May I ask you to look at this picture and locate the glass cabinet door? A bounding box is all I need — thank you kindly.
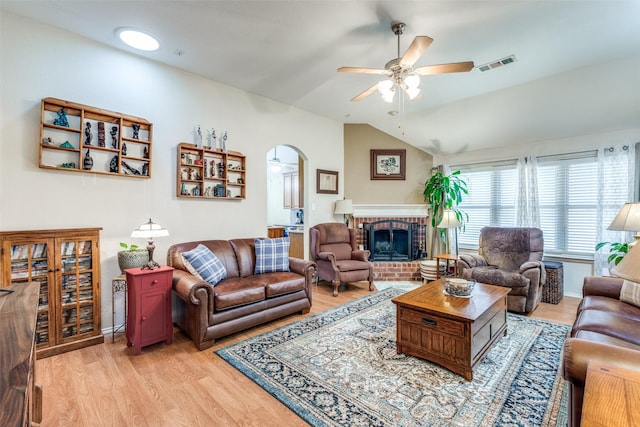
[4,239,54,346]
[57,238,97,342]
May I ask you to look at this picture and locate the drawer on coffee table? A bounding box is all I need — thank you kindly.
[400,308,465,337]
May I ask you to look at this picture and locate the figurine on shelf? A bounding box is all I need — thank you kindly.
[97,122,105,147]
[53,108,69,127]
[210,129,217,150]
[42,137,53,145]
[122,142,127,156]
[83,149,94,170]
[180,182,189,195]
[187,167,195,180]
[192,186,201,196]
[181,169,189,180]
[204,187,212,197]
[221,131,227,152]
[203,159,208,178]
[142,163,149,176]
[132,123,140,140]
[84,122,93,145]
[195,125,202,148]
[59,141,74,149]
[110,126,118,148]
[143,146,149,159]
[109,156,118,173]
[210,160,216,177]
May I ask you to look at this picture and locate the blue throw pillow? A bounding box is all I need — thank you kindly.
[254,237,290,274]
[181,244,227,286]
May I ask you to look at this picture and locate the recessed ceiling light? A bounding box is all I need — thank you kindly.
[116,27,159,51]
[388,110,399,116]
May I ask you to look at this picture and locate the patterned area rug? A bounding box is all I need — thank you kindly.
[216,288,569,427]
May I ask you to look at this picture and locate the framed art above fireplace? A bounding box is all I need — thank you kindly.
[370,149,406,180]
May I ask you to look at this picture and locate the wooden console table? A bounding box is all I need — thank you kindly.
[0,282,43,426]
[581,361,640,426]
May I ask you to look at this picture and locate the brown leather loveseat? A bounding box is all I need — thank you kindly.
[561,276,640,427]
[167,238,316,350]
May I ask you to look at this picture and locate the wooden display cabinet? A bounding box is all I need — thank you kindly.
[177,143,246,200]
[0,228,104,358]
[39,97,153,178]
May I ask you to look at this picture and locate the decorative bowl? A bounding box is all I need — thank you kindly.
[443,278,475,297]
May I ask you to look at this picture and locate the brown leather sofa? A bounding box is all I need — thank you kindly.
[167,238,316,350]
[561,276,640,427]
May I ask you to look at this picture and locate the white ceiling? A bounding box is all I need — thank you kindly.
[3,1,640,156]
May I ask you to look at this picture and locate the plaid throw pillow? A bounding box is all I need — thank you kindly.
[254,237,290,274]
[181,244,227,286]
[620,280,640,308]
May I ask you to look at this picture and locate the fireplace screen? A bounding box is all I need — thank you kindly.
[364,220,418,261]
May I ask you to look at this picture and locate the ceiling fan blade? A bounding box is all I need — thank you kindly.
[415,61,475,75]
[400,36,433,67]
[338,66,388,75]
[351,83,379,102]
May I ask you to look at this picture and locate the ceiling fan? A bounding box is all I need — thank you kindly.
[338,22,474,102]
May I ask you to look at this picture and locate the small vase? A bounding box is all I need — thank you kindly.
[83,149,94,170]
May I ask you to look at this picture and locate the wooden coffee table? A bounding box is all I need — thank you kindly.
[391,280,510,380]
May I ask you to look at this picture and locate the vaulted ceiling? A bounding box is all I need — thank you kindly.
[3,1,640,156]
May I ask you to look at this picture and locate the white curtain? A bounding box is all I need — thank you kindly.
[516,155,540,227]
[594,144,636,276]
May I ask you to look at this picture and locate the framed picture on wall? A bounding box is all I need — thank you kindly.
[316,169,338,194]
[370,149,406,180]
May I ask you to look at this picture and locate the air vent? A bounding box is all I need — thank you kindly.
[477,55,517,72]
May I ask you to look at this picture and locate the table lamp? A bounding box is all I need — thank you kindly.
[334,199,354,227]
[611,241,640,283]
[130,218,169,269]
[608,202,640,246]
[437,209,462,255]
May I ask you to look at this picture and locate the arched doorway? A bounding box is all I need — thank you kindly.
[266,145,308,258]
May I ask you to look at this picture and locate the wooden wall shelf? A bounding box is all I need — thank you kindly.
[39,98,153,179]
[176,143,246,200]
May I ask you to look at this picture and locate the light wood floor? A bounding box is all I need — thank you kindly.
[36,282,581,427]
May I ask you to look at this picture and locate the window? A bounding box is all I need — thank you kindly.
[455,162,518,248]
[537,154,599,256]
[453,146,634,259]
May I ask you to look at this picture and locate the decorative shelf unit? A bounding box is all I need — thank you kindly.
[39,97,153,178]
[177,143,246,200]
[0,228,104,358]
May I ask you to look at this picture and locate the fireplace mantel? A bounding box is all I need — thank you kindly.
[353,204,428,218]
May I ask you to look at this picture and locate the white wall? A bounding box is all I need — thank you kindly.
[0,12,344,329]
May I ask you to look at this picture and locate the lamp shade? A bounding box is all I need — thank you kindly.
[608,203,640,232]
[437,210,462,229]
[130,218,169,238]
[334,199,354,215]
[611,242,640,283]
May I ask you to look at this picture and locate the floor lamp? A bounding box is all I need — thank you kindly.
[437,209,462,255]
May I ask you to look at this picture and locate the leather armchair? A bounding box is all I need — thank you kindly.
[459,227,546,313]
[310,222,373,297]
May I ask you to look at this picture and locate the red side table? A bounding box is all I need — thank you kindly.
[125,265,174,355]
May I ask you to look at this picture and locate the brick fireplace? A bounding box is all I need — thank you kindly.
[352,204,428,282]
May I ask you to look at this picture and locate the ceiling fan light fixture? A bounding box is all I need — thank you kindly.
[405,74,420,88]
[406,86,420,100]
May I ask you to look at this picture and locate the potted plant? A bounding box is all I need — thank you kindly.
[117,242,149,274]
[595,241,629,266]
[423,170,468,256]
